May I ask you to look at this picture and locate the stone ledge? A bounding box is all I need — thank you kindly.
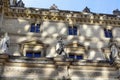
[9,56,53,61]
[0,77,34,80]
[0,59,7,63]
[0,55,120,68]
[0,77,56,80]
[69,65,116,71]
[5,62,56,68]
[0,54,9,59]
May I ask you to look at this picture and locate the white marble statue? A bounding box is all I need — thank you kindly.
[56,38,67,58]
[110,44,118,60]
[0,33,10,53]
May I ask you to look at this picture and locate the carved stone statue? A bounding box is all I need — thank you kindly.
[107,39,120,65]
[83,6,91,13]
[17,0,25,7]
[111,44,118,57]
[50,4,58,10]
[110,44,119,61]
[56,38,67,58]
[0,33,10,53]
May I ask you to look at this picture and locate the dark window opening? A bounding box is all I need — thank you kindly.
[26,51,41,58]
[68,27,73,35]
[30,23,35,32]
[76,55,83,60]
[36,24,40,32]
[30,23,41,33]
[69,54,83,60]
[104,29,113,38]
[34,52,41,58]
[26,52,33,58]
[68,26,77,35]
[73,26,77,35]
[69,54,75,59]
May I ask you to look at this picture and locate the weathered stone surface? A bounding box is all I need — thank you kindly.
[1,0,120,80]
[1,66,58,79]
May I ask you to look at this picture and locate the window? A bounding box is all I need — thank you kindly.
[26,51,41,58]
[36,24,41,33]
[26,52,33,58]
[30,23,40,33]
[104,29,113,38]
[69,54,75,59]
[69,54,83,60]
[76,55,83,60]
[68,26,77,35]
[34,52,41,58]
[30,23,35,32]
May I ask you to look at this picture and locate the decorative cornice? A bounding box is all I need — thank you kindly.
[1,0,120,27]
[3,9,120,26]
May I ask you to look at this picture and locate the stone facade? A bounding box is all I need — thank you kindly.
[0,54,120,80]
[0,0,120,80]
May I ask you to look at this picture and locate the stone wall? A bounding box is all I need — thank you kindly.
[0,18,120,60]
[0,54,120,80]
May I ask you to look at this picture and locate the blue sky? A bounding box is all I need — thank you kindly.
[23,0,120,14]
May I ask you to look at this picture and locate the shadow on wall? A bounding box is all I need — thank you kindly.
[1,62,58,80]
[87,49,105,60]
[70,63,117,80]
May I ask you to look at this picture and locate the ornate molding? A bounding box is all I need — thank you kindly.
[1,0,120,27]
[2,7,120,27]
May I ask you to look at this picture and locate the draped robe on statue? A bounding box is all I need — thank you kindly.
[0,33,10,53]
[108,44,119,65]
[110,44,118,60]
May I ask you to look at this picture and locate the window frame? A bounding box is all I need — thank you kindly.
[104,28,113,38]
[30,23,41,33]
[68,53,83,60]
[68,25,78,35]
[26,51,42,58]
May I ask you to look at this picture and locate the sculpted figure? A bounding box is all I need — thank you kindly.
[0,33,10,53]
[56,38,67,58]
[110,44,118,61]
[50,4,58,10]
[17,0,24,7]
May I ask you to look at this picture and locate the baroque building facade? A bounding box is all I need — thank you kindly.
[0,0,120,80]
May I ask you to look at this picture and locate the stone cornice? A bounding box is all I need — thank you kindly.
[1,0,120,27]
[2,7,120,27]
